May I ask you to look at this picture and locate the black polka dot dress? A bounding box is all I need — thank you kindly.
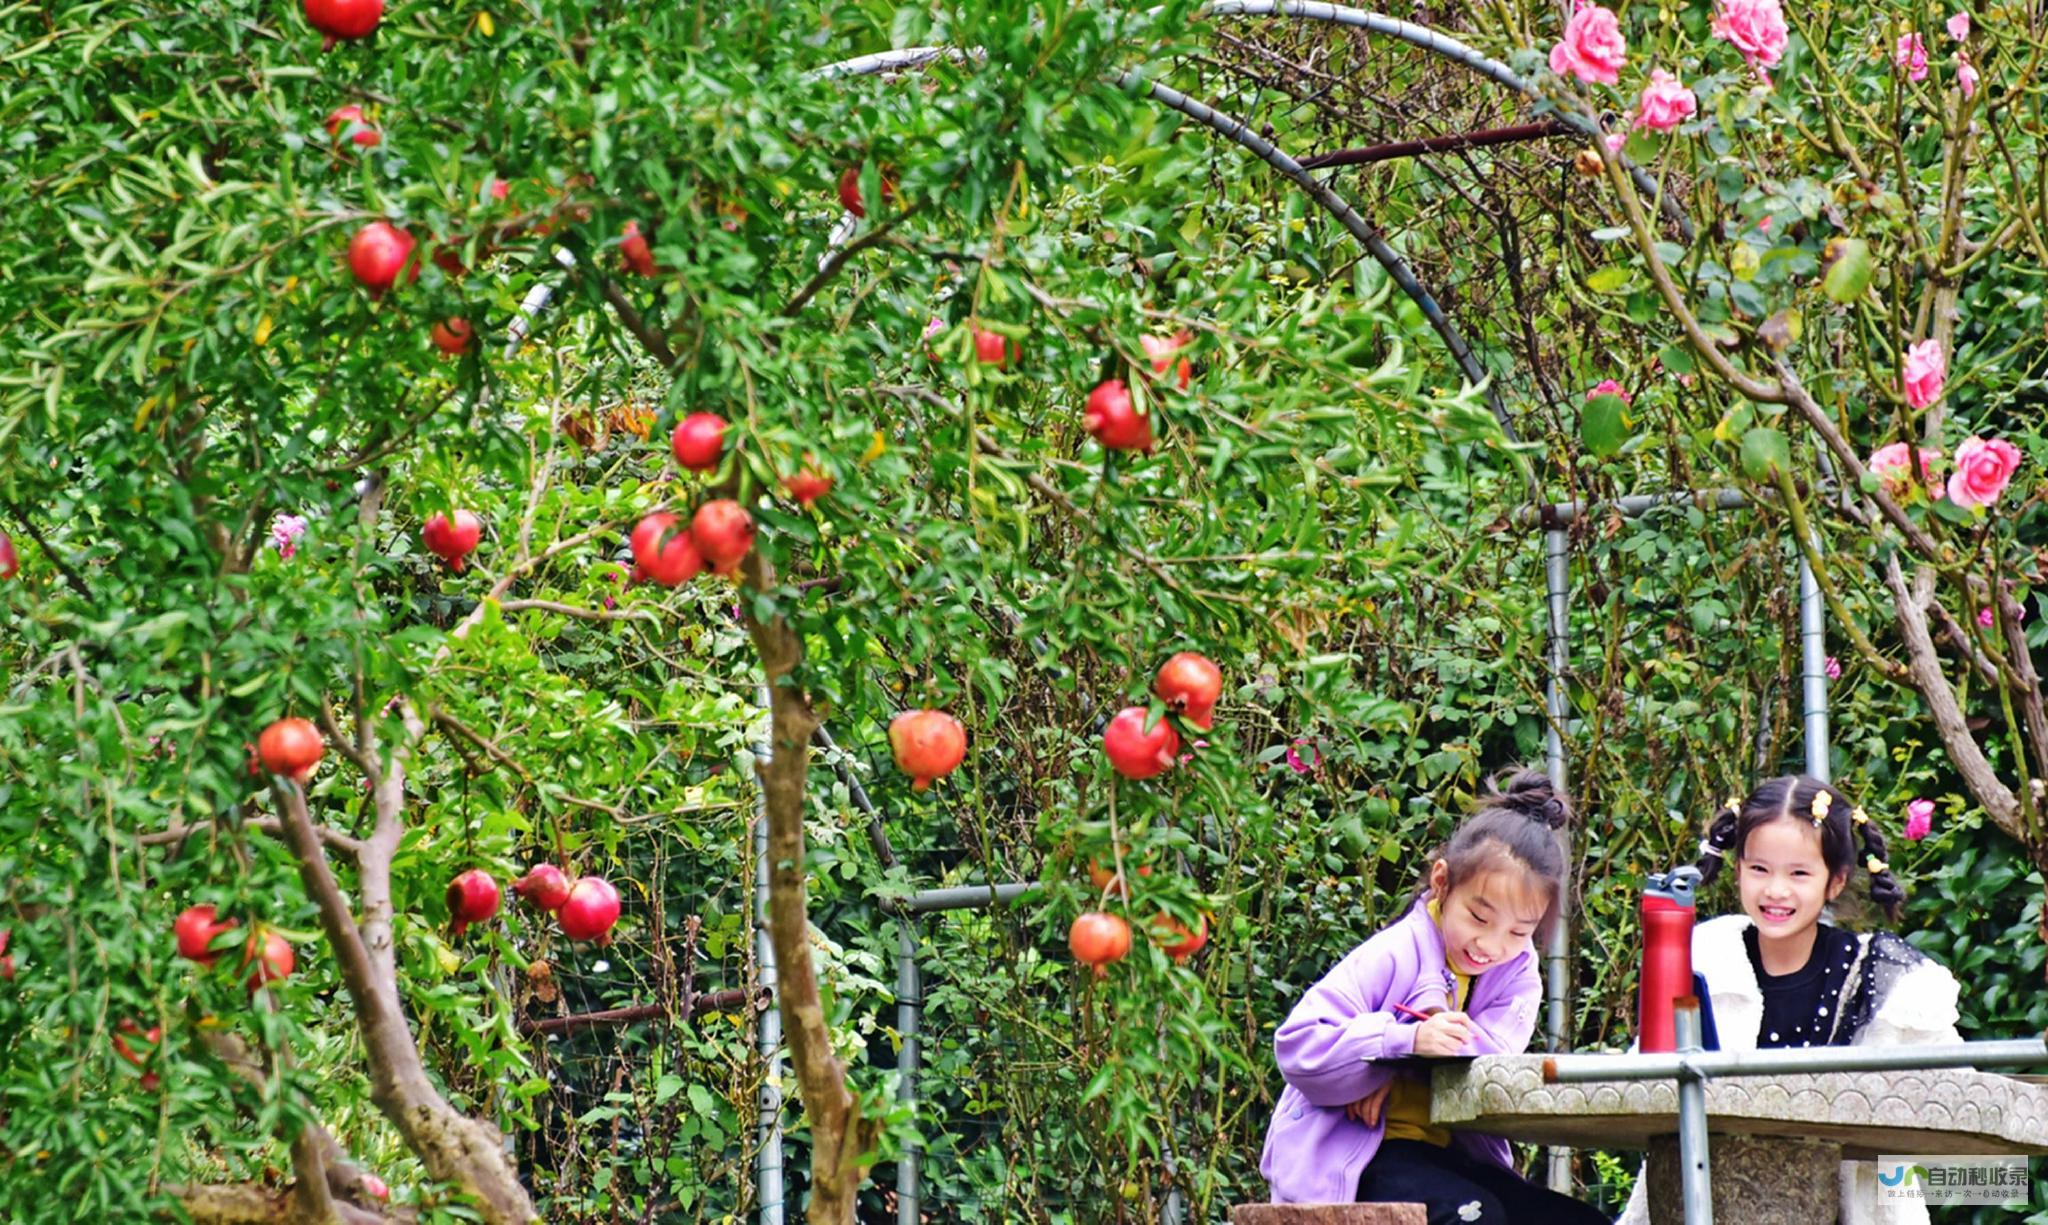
[1745,923,1862,1047]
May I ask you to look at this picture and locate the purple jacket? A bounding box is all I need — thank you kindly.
[1259,898,1543,1202]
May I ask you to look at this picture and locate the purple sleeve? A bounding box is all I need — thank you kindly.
[1273,940,1417,1106]
[1461,957,1542,1056]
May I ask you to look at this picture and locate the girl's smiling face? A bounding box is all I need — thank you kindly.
[1738,817,1848,944]
[1428,861,1544,976]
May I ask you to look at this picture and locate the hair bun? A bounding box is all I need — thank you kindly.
[1490,769,1571,829]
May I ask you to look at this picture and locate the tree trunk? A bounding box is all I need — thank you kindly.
[741,546,880,1222]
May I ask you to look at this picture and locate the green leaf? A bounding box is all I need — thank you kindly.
[1585,265,1632,293]
[1581,393,1629,457]
[1740,426,1791,481]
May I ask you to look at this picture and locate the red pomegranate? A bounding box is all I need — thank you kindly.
[620,221,656,277]
[1153,652,1223,731]
[836,165,896,218]
[421,509,483,572]
[430,318,472,356]
[303,0,383,48]
[973,329,1016,367]
[1087,858,1151,898]
[347,221,416,295]
[0,531,16,579]
[243,930,296,992]
[257,717,325,782]
[1102,706,1179,780]
[512,864,572,911]
[783,466,833,508]
[1083,379,1155,453]
[445,869,501,937]
[670,412,727,471]
[0,927,13,980]
[362,1175,390,1201]
[174,903,237,966]
[1154,913,1210,964]
[1068,912,1132,973]
[488,178,510,202]
[889,709,967,791]
[630,512,704,587]
[114,1019,162,1078]
[324,104,380,147]
[690,500,754,575]
[1141,331,1193,391]
[558,877,621,943]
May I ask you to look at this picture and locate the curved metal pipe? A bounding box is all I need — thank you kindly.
[1201,0,1696,243]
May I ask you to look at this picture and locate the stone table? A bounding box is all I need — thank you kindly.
[1429,1055,2048,1225]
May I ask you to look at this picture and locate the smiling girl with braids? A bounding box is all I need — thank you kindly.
[1617,774,1961,1225]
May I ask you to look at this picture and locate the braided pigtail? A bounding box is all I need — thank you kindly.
[1854,806,1907,922]
[1694,799,1742,887]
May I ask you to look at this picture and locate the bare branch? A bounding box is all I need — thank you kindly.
[139,817,362,859]
[780,204,924,318]
[271,782,381,1001]
[315,706,383,783]
[495,597,659,625]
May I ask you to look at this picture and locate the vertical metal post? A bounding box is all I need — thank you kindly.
[1673,999,1714,1225]
[754,687,786,1225]
[1798,555,1830,783]
[896,919,921,1225]
[1542,524,1573,1192]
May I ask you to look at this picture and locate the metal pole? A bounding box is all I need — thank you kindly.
[1542,524,1572,1193]
[1799,554,1830,783]
[896,919,921,1225]
[1673,1000,1714,1225]
[892,882,1039,913]
[1512,488,1750,528]
[753,687,786,1225]
[1544,1035,2048,1081]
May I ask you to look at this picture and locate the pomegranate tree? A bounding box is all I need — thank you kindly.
[347,220,416,295]
[446,870,501,937]
[421,509,483,571]
[1067,912,1131,973]
[670,412,728,471]
[257,717,324,782]
[690,499,754,575]
[1154,651,1223,730]
[1083,379,1155,453]
[558,877,621,943]
[630,512,704,587]
[173,903,236,965]
[512,864,572,911]
[889,709,967,790]
[1102,706,1178,780]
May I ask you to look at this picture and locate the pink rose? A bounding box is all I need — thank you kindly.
[1605,129,1627,155]
[1549,3,1628,86]
[1958,56,1979,99]
[1635,70,1698,131]
[1947,11,1971,39]
[1713,0,1790,77]
[1286,738,1322,775]
[1946,436,2022,509]
[1824,655,1841,680]
[1903,798,1935,841]
[1587,378,1633,405]
[1895,32,1929,82]
[1902,338,1946,409]
[1867,441,1944,500]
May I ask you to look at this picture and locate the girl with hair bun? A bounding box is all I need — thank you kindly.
[1617,774,1961,1225]
[1260,769,1609,1223]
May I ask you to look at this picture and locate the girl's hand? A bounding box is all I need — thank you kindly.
[1412,1010,1475,1056]
[1345,1081,1395,1127]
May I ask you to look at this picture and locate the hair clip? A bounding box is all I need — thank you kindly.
[1851,806,1869,826]
[1810,790,1833,826]
[1697,839,1725,859]
[1866,855,1889,875]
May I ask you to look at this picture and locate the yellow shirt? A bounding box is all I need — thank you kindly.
[1380,899,1471,1147]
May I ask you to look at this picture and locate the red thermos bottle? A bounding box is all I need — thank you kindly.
[1637,866,1702,1053]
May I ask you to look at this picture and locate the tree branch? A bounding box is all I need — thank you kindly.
[494,597,658,625]
[780,204,924,318]
[1883,555,2024,836]
[139,816,362,859]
